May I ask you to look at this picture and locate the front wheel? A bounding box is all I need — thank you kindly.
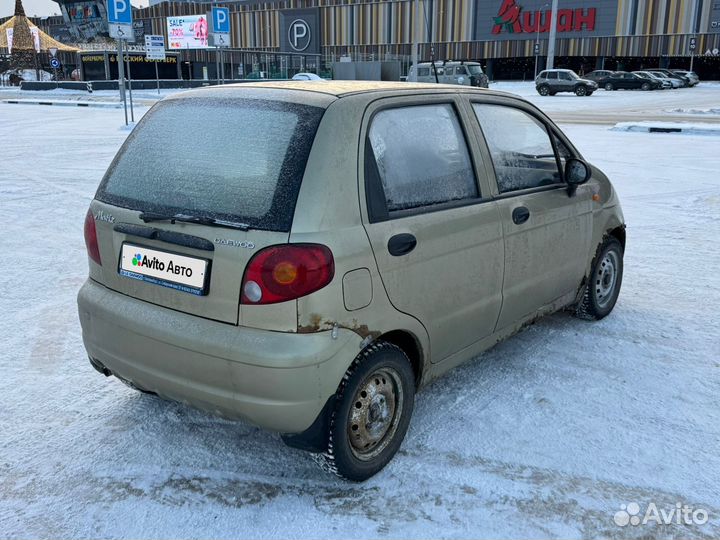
[537,84,550,96]
[575,85,587,96]
[313,341,416,481]
[641,82,651,91]
[604,82,614,91]
[575,237,624,320]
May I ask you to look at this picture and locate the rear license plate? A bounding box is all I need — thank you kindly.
[119,243,209,295]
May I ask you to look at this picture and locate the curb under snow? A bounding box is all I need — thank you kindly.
[611,121,720,136]
[1,99,121,109]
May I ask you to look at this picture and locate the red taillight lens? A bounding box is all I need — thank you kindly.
[241,244,334,305]
[83,209,102,266]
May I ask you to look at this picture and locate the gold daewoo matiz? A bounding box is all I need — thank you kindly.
[78,81,625,481]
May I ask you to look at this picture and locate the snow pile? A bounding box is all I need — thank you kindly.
[0,68,54,82]
[611,121,720,135]
[666,107,720,116]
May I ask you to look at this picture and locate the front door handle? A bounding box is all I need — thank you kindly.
[512,206,530,225]
[387,233,417,256]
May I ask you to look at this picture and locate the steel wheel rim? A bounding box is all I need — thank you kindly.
[594,250,619,308]
[540,86,548,95]
[347,367,404,461]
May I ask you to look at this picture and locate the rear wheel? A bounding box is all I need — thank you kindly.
[537,84,550,96]
[575,85,587,96]
[575,237,624,320]
[604,82,614,91]
[313,341,415,481]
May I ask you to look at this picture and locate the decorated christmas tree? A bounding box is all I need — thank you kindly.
[9,0,36,71]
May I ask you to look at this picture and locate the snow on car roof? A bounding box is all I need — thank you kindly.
[170,80,498,100]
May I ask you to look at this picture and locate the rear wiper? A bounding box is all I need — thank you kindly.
[139,212,250,231]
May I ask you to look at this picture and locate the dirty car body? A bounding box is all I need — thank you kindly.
[78,81,626,481]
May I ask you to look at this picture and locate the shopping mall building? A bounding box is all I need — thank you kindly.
[18,0,720,80]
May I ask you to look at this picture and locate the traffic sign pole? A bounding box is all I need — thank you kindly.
[209,7,230,85]
[118,38,128,126]
[108,0,133,125]
[126,53,135,122]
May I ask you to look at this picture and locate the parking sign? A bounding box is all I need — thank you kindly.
[108,0,132,25]
[209,7,230,34]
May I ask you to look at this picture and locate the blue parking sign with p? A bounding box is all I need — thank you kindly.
[211,7,230,33]
[108,0,132,24]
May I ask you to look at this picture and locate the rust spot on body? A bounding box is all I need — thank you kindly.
[296,313,380,339]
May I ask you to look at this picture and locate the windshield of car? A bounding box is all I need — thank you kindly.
[97,98,325,232]
[467,65,483,75]
[567,71,580,80]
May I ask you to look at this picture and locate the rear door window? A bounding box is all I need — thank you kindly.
[97,98,325,232]
[366,103,479,218]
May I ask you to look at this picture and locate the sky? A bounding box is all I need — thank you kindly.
[2,0,148,18]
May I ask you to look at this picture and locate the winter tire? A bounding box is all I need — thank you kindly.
[575,85,587,96]
[538,85,550,96]
[313,341,415,481]
[576,237,624,320]
[604,82,614,91]
[641,82,651,91]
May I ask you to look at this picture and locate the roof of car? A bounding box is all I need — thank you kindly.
[170,80,500,100]
[415,61,481,66]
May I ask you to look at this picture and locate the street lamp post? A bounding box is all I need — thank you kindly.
[546,0,559,70]
[534,2,550,78]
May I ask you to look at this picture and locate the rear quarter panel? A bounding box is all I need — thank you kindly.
[291,94,431,373]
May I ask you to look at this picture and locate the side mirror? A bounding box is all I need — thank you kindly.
[565,158,591,196]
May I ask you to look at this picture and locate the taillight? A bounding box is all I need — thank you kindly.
[241,244,334,305]
[83,209,102,266]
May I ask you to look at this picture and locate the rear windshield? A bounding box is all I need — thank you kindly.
[97,97,325,232]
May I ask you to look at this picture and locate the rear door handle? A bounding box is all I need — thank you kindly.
[512,206,530,225]
[387,233,417,256]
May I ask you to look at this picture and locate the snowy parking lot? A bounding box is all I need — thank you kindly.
[1,83,719,539]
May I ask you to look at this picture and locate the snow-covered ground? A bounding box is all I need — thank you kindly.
[1,85,719,539]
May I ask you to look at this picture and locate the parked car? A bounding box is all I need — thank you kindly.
[292,72,324,81]
[78,81,626,481]
[584,69,615,83]
[672,69,699,86]
[633,71,672,89]
[648,71,683,88]
[599,71,661,91]
[535,69,598,96]
[407,61,490,88]
[651,68,690,87]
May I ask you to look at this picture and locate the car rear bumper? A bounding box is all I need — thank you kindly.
[77,279,361,433]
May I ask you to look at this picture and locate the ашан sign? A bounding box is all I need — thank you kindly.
[493,0,597,34]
